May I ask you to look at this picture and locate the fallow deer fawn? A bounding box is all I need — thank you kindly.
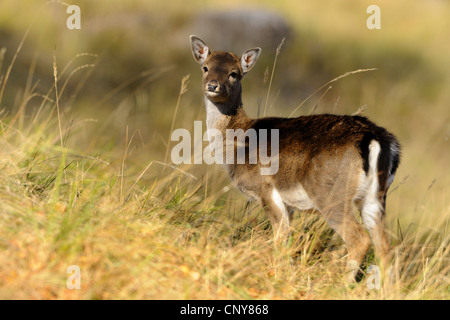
[190,35,401,281]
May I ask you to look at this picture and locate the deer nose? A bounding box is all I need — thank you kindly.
[207,81,219,92]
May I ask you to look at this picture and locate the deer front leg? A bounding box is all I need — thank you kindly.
[261,188,291,244]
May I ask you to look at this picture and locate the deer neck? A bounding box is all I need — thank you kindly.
[204,93,251,133]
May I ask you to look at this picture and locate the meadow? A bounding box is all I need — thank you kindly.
[0,0,448,299]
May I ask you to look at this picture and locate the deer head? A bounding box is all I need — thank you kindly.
[190,35,261,114]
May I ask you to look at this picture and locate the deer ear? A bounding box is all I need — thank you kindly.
[190,35,210,65]
[241,48,261,75]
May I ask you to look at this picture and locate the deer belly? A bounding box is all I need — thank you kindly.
[278,184,315,211]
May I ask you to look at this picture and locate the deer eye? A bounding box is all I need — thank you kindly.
[229,72,237,79]
[202,66,208,73]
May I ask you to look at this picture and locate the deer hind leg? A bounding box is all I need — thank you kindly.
[360,195,390,274]
[318,199,371,282]
[311,154,372,282]
[261,188,291,244]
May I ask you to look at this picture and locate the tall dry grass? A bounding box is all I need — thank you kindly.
[1,53,448,300]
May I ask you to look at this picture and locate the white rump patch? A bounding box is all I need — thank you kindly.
[360,140,383,232]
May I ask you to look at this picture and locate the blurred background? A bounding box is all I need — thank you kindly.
[0,0,448,226]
